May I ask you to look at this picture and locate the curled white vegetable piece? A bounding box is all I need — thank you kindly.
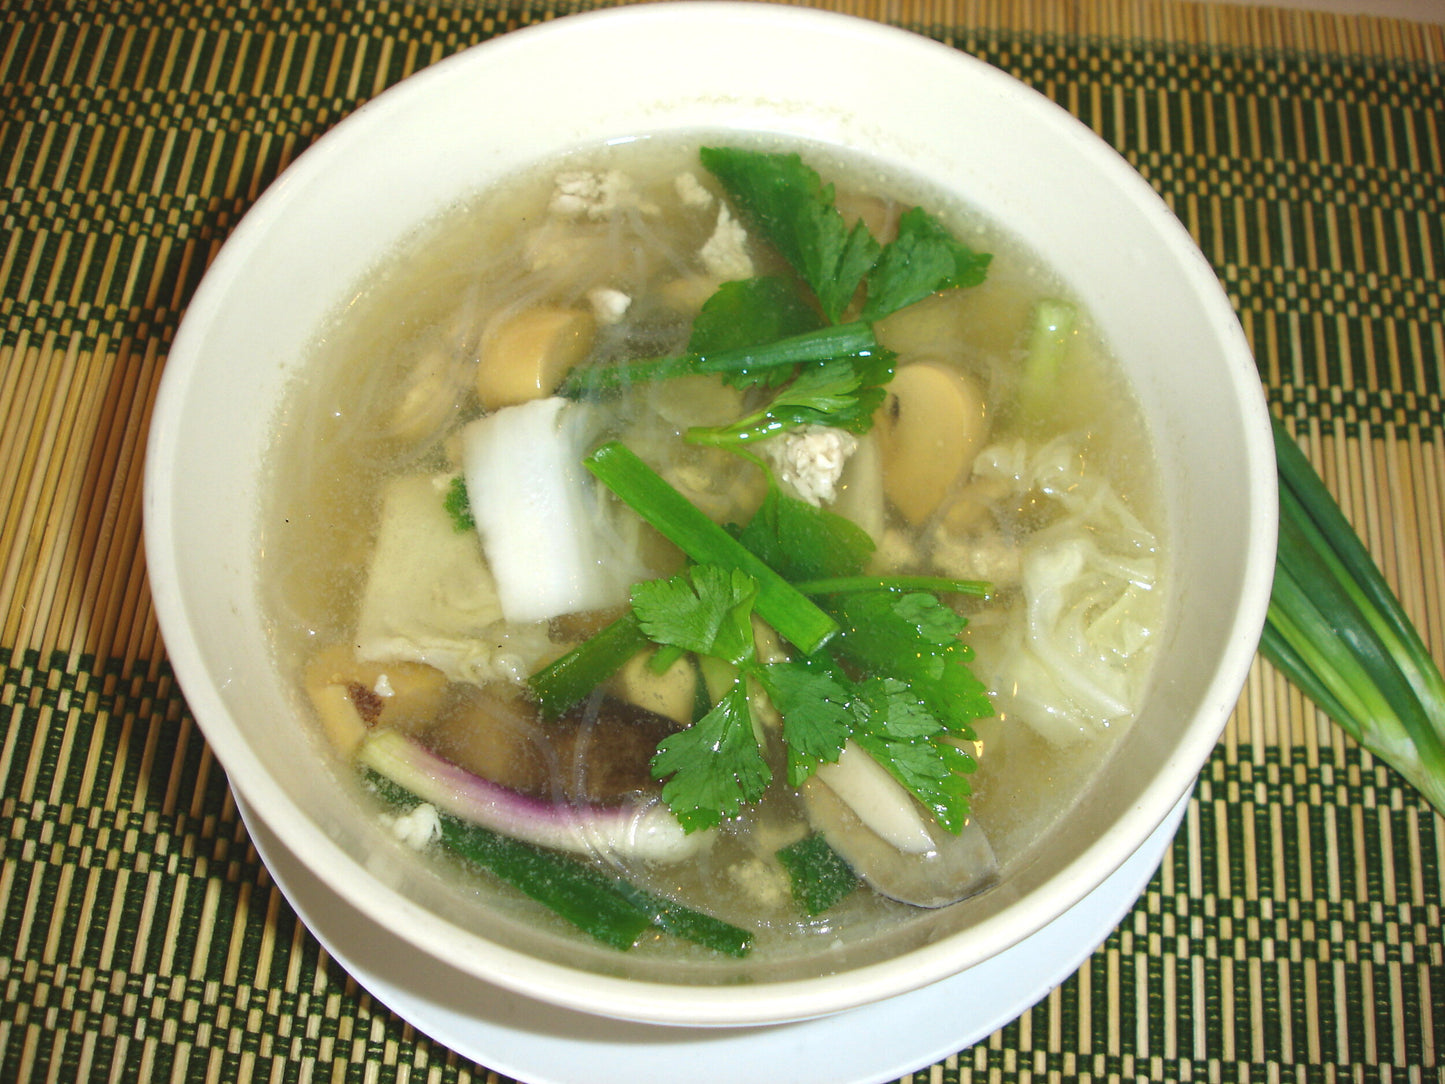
[461,397,645,624]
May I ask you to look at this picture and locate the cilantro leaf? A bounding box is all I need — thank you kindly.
[756,659,855,785]
[688,277,824,389]
[765,356,891,434]
[824,591,993,731]
[686,348,896,448]
[700,146,881,323]
[891,591,970,646]
[861,206,992,322]
[735,486,874,582]
[651,681,771,833]
[630,565,758,667]
[851,675,977,833]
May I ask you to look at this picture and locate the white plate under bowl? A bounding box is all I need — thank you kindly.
[147,0,1274,1029]
[238,789,1190,1084]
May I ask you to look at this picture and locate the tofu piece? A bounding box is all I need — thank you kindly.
[354,474,538,684]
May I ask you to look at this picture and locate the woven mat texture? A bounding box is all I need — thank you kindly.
[2,0,1444,1081]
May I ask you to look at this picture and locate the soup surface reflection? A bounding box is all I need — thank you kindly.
[259,135,1168,958]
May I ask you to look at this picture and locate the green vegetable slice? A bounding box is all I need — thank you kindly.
[363,769,753,956]
[776,834,859,916]
[443,474,475,533]
[584,440,838,655]
[527,611,652,720]
[364,772,652,951]
[608,879,753,958]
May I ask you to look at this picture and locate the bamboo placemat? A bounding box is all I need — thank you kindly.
[2,0,1443,1080]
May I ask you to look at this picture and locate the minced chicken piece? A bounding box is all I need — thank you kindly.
[763,425,859,506]
[699,204,753,281]
[674,171,714,209]
[381,802,441,850]
[728,857,791,910]
[586,287,632,325]
[549,170,654,221]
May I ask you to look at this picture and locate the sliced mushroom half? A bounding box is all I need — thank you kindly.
[802,775,999,909]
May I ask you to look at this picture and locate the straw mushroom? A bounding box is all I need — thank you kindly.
[475,305,596,410]
[874,361,988,524]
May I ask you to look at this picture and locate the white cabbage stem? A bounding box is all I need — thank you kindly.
[461,397,642,624]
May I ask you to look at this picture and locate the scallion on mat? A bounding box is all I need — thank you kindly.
[1260,416,1445,815]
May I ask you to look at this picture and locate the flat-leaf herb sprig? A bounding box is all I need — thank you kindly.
[526,442,991,835]
[560,146,991,449]
[532,146,997,837]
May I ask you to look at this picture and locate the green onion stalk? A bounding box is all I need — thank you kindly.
[1260,416,1445,815]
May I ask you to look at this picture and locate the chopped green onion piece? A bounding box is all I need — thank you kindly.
[1261,417,1445,814]
[776,833,858,916]
[584,441,839,655]
[527,611,651,720]
[794,575,991,598]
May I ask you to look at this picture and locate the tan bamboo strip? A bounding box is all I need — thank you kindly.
[42,335,126,658]
[7,337,105,657]
[0,329,155,666]
[1417,433,1445,660]
[713,0,1445,57]
[0,332,74,648]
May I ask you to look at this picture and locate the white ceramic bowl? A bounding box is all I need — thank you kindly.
[144,2,1276,1029]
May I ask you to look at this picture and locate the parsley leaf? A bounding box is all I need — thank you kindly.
[860,206,992,321]
[630,565,758,667]
[851,675,978,833]
[756,659,855,785]
[734,485,874,583]
[700,146,881,324]
[651,681,771,833]
[686,347,896,448]
[550,449,994,841]
[824,590,993,732]
[688,277,824,389]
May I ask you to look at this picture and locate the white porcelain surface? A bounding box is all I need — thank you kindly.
[145,2,1275,1028]
[238,790,1190,1084]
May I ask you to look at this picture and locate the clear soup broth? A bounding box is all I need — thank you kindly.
[259,134,1167,961]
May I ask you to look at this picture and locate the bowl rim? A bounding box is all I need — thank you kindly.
[143,0,1278,1028]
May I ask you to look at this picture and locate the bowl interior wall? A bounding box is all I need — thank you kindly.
[148,3,1272,1024]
